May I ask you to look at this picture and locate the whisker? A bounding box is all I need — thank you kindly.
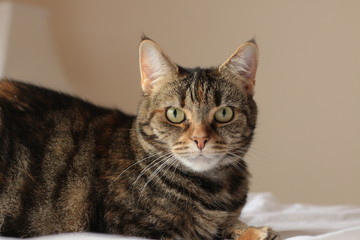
[112,151,166,183]
[225,152,247,165]
[139,155,175,196]
[227,152,269,184]
[226,153,268,185]
[226,143,271,158]
[225,144,272,162]
[131,152,173,190]
[229,161,249,179]
[158,157,179,200]
[246,147,271,158]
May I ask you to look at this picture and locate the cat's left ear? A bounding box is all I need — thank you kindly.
[139,38,178,95]
[219,40,259,96]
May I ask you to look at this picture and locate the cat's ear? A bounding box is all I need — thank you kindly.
[219,40,259,96]
[139,39,178,95]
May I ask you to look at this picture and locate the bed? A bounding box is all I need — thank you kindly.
[1,193,359,240]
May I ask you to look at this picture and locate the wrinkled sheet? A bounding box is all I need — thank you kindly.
[241,193,360,239]
[1,193,359,240]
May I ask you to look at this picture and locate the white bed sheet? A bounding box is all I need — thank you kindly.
[1,193,359,240]
[241,193,360,239]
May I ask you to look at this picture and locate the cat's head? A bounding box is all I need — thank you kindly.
[136,37,258,172]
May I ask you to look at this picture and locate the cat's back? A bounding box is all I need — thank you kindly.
[0,78,134,127]
[0,79,113,117]
[0,79,134,147]
[0,79,134,237]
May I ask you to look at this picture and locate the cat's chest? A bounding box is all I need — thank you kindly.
[135,177,241,237]
[104,157,248,238]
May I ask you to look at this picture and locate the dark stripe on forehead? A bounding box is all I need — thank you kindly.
[190,69,206,104]
[183,68,223,106]
[203,80,211,103]
[195,71,205,103]
[178,87,186,108]
[188,83,195,103]
[214,90,222,106]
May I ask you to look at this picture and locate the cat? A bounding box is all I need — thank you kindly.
[0,37,280,240]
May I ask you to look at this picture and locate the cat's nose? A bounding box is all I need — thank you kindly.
[191,136,209,150]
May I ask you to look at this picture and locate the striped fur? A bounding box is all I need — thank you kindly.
[0,39,280,240]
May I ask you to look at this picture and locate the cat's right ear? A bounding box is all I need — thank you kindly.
[139,39,178,95]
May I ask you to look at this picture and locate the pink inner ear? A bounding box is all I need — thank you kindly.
[141,57,154,81]
[223,43,258,96]
[230,59,251,77]
[140,56,152,93]
[233,46,257,80]
[139,40,178,94]
[140,42,165,93]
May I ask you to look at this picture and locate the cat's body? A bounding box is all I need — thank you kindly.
[0,38,280,240]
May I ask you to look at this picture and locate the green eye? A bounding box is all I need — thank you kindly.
[214,106,234,123]
[166,107,186,124]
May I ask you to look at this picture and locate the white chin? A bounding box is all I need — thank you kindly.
[178,155,220,172]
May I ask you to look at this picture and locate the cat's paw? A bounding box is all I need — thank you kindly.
[231,226,281,240]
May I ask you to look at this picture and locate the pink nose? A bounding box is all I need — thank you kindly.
[191,136,209,150]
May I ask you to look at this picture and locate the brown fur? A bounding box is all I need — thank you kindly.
[0,80,19,100]
[0,38,280,239]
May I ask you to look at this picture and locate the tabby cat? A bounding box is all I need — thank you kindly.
[0,37,280,240]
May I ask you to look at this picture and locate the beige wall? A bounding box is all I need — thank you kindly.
[0,1,71,91]
[0,1,11,74]
[3,0,360,205]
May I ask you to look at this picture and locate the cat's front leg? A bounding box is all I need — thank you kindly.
[230,226,280,240]
[223,220,281,240]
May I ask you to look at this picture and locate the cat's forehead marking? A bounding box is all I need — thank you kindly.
[187,69,211,106]
[214,89,222,106]
[157,68,239,112]
[193,71,204,103]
